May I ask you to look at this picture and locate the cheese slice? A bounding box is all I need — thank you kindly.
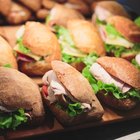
[14,45,41,61]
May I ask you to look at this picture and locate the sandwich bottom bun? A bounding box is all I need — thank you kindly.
[42,61,104,126]
[97,92,138,110]
[19,61,52,76]
[0,67,45,125]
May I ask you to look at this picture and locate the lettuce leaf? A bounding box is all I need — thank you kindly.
[0,109,27,130]
[66,103,83,117]
[96,18,106,25]
[17,38,30,54]
[45,15,51,24]
[3,64,12,68]
[105,43,140,57]
[105,24,121,37]
[82,53,99,67]
[56,102,83,117]
[82,66,140,100]
[62,53,83,64]
[134,17,140,27]
[132,59,140,70]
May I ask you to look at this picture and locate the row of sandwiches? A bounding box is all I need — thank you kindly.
[0,1,140,130]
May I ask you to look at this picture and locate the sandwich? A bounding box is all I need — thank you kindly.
[0,67,45,129]
[0,0,11,16]
[46,4,84,27]
[96,16,140,60]
[48,19,105,71]
[0,36,17,69]
[82,56,140,110]
[92,1,129,24]
[14,21,61,76]
[41,60,104,126]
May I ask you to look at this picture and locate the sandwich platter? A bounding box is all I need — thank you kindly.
[5,99,140,139]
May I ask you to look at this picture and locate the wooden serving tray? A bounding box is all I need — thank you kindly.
[3,102,140,140]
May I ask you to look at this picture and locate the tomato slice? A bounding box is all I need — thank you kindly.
[42,85,48,97]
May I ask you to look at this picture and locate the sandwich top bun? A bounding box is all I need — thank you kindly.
[0,67,45,122]
[23,21,61,57]
[52,60,95,104]
[107,16,140,43]
[97,56,140,89]
[0,36,17,69]
[49,4,84,27]
[67,19,105,56]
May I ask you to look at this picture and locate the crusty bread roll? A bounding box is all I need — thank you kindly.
[48,4,84,27]
[92,1,129,23]
[18,22,61,76]
[0,36,17,69]
[67,19,105,56]
[0,67,45,124]
[19,0,42,11]
[6,2,31,24]
[42,61,104,126]
[96,56,140,110]
[0,0,11,16]
[107,16,140,43]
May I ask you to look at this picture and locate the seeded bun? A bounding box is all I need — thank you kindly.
[42,61,104,126]
[107,16,140,43]
[67,19,105,56]
[0,36,17,69]
[0,67,45,123]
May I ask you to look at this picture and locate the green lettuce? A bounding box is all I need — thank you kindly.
[62,53,83,64]
[0,109,27,130]
[105,24,122,37]
[82,53,99,67]
[82,66,140,100]
[134,17,140,27]
[3,64,12,68]
[45,15,51,24]
[56,102,83,117]
[105,43,140,57]
[132,59,140,70]
[96,18,106,25]
[17,38,30,54]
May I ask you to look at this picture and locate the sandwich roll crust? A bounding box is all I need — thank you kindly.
[48,4,84,27]
[0,36,17,69]
[97,56,140,89]
[23,22,61,57]
[67,19,105,56]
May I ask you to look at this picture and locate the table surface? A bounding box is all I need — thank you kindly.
[2,118,138,140]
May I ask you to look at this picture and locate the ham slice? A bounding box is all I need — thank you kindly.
[90,63,131,93]
[17,53,34,62]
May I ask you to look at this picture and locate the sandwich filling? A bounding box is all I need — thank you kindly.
[82,62,140,100]
[96,18,140,58]
[132,54,140,70]
[42,70,91,117]
[0,107,29,130]
[14,26,45,63]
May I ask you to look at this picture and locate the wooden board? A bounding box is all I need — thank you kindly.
[4,103,140,140]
